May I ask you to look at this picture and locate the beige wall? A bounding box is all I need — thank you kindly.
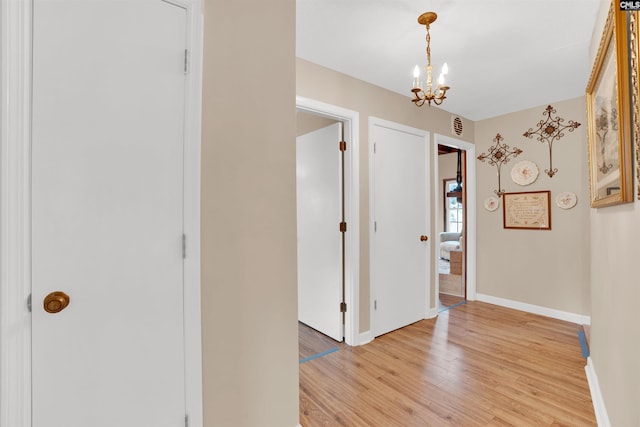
[474,97,591,315]
[588,2,640,425]
[297,111,338,137]
[297,58,475,331]
[201,0,299,426]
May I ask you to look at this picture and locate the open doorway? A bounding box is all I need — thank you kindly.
[295,97,360,356]
[437,144,466,310]
[296,114,344,344]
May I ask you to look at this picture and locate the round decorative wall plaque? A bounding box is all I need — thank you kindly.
[510,160,539,186]
[555,191,577,209]
[484,196,500,212]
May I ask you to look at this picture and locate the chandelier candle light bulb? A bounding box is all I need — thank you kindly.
[410,11,450,107]
[413,65,421,89]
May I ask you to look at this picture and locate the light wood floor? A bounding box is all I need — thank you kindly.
[299,322,344,360]
[439,293,465,310]
[299,301,595,426]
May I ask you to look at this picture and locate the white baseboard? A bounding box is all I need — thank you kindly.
[426,307,439,319]
[585,357,610,427]
[357,330,373,346]
[476,293,591,325]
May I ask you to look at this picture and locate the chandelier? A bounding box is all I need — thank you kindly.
[411,12,450,107]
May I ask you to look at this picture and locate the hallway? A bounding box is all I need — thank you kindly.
[299,301,595,426]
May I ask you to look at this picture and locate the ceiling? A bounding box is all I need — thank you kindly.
[296,0,602,121]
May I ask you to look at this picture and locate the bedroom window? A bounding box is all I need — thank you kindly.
[445,179,463,233]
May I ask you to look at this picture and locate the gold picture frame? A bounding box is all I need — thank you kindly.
[630,11,640,199]
[586,3,634,208]
[503,191,551,230]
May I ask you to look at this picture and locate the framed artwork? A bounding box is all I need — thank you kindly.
[586,3,634,207]
[503,191,551,230]
[629,11,640,199]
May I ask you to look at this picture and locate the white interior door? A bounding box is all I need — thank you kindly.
[372,122,430,337]
[31,2,187,426]
[296,123,343,341]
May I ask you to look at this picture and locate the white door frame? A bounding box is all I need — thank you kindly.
[295,96,360,346]
[0,1,204,426]
[368,117,430,334]
[433,134,477,302]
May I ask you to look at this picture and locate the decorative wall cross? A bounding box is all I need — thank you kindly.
[522,105,581,177]
[477,133,523,197]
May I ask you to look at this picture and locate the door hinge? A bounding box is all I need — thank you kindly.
[373,142,376,154]
[184,49,190,74]
[374,300,377,310]
[182,234,186,259]
[374,221,377,232]
[339,221,347,233]
[27,294,32,312]
[339,140,347,151]
[185,414,189,427]
[340,302,347,313]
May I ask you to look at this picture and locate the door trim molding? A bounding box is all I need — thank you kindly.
[368,117,430,338]
[0,1,32,425]
[178,2,204,426]
[433,135,477,302]
[295,96,360,346]
[0,2,204,426]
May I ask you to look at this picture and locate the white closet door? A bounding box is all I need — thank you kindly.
[296,123,343,341]
[31,1,187,426]
[372,123,430,337]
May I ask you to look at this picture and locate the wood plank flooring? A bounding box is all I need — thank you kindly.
[439,293,465,310]
[299,322,344,360]
[299,301,595,426]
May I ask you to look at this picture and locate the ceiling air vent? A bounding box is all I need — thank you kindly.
[451,116,464,137]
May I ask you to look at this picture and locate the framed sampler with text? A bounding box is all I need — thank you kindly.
[503,191,551,230]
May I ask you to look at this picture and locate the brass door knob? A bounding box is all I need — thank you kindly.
[420,235,428,242]
[43,291,70,314]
